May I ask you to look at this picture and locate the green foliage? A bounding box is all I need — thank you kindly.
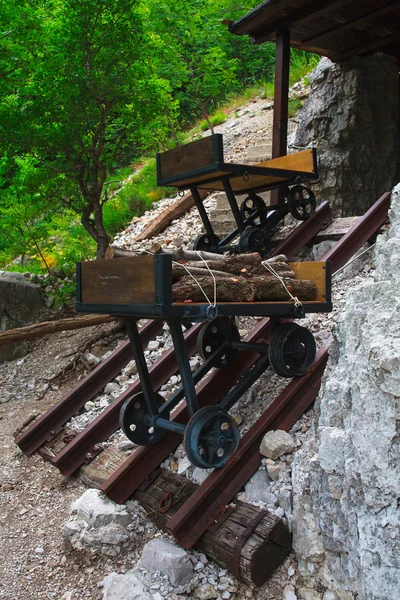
[289,50,319,85]
[200,111,228,131]
[0,0,322,274]
[288,98,304,118]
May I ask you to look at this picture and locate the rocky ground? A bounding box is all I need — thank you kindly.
[0,82,378,600]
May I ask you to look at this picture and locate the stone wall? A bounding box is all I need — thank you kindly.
[0,272,43,361]
[294,55,399,216]
[291,184,400,600]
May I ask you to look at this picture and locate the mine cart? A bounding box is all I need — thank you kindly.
[76,255,331,470]
[156,134,318,256]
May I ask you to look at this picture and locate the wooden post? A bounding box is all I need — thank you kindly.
[133,468,291,587]
[271,29,291,205]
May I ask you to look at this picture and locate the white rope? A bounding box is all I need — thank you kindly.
[194,250,217,307]
[143,248,217,306]
[172,260,214,305]
[261,260,303,307]
[332,243,375,278]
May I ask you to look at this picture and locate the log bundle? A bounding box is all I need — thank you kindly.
[171,252,317,303]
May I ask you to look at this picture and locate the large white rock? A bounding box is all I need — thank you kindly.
[71,488,131,527]
[260,430,295,460]
[141,538,194,586]
[292,185,400,599]
[102,571,152,600]
[63,489,132,556]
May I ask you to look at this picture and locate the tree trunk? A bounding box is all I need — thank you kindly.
[172,275,317,303]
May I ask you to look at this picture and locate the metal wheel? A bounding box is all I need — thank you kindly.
[119,392,167,446]
[269,322,316,377]
[239,194,267,226]
[197,317,239,367]
[193,233,220,252]
[287,185,316,220]
[239,226,271,256]
[184,406,240,468]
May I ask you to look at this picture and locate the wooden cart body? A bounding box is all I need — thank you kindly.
[76,255,332,320]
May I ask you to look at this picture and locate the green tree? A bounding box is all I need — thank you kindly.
[1,0,176,259]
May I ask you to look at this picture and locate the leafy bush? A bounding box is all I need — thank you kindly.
[199,111,228,131]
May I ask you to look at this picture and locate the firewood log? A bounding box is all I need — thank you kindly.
[172,275,317,303]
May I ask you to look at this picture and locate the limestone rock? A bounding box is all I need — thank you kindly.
[141,538,194,586]
[294,55,399,216]
[71,488,131,527]
[102,571,152,600]
[260,430,295,460]
[244,470,273,504]
[292,185,400,599]
[63,489,133,556]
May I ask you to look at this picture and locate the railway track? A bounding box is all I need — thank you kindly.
[15,192,390,566]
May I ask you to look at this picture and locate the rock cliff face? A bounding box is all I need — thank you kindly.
[294,55,399,216]
[291,184,400,600]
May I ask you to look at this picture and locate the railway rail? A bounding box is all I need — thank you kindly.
[15,191,390,580]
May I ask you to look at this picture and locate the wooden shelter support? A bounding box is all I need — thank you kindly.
[272,29,290,205]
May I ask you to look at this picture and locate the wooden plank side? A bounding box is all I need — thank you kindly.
[80,257,156,305]
[288,261,326,301]
[258,148,316,174]
[157,135,222,183]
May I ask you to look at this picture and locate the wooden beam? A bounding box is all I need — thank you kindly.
[250,0,351,45]
[271,29,290,205]
[0,314,121,346]
[332,30,400,61]
[302,2,400,45]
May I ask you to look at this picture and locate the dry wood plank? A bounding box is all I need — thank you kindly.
[157,136,220,183]
[79,446,128,489]
[288,262,326,302]
[134,189,210,242]
[0,314,121,346]
[312,216,361,241]
[80,256,155,305]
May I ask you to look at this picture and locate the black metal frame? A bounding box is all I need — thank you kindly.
[157,135,318,255]
[76,255,331,465]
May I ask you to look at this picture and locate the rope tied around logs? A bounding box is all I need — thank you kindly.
[144,248,217,307]
[171,250,217,308]
[261,260,303,308]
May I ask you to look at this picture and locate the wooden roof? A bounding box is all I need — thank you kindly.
[228,0,400,62]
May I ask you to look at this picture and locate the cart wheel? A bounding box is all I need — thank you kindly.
[287,185,316,220]
[184,406,240,468]
[119,392,167,446]
[197,317,239,367]
[193,233,220,252]
[269,322,316,377]
[239,194,267,226]
[239,226,270,256]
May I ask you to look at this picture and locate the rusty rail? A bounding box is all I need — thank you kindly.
[322,192,390,271]
[168,342,330,548]
[273,200,332,257]
[15,319,162,455]
[53,323,202,476]
[103,319,273,503]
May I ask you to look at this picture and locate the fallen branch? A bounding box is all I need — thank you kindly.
[133,189,210,241]
[0,314,122,346]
